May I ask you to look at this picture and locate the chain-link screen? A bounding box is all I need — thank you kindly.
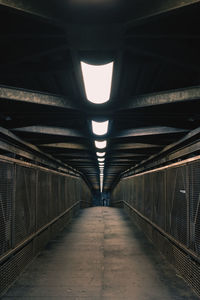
[0,161,13,256]
[15,165,36,246]
[111,159,200,297]
[188,161,200,255]
[0,157,92,297]
[166,165,188,246]
[36,171,50,229]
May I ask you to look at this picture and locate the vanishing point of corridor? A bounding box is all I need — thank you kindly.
[2,207,197,300]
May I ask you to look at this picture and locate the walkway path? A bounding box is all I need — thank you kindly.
[3,207,198,299]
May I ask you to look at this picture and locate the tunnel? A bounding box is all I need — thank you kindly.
[1,0,200,298]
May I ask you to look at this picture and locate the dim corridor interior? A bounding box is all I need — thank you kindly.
[2,207,198,300]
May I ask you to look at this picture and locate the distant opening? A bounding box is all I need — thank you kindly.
[81,62,113,104]
[92,120,109,135]
[95,140,107,149]
[100,174,103,193]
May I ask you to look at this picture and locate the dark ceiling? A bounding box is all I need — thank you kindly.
[0,0,200,191]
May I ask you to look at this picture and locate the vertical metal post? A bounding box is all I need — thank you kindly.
[11,163,16,249]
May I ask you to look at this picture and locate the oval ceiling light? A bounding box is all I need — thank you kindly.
[99,162,104,166]
[98,158,105,162]
[81,62,113,104]
[95,140,107,149]
[96,152,105,157]
[92,120,109,135]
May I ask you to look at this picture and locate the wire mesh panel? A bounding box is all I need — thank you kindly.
[0,161,13,256]
[143,173,153,220]
[166,165,188,246]
[49,174,59,220]
[36,170,50,229]
[152,171,166,230]
[137,175,144,214]
[59,176,65,213]
[14,165,36,246]
[188,161,200,255]
[0,242,34,295]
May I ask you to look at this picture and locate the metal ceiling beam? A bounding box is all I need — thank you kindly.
[112,126,189,138]
[125,0,200,29]
[112,143,163,150]
[39,143,88,150]
[0,0,61,23]
[118,86,200,111]
[0,86,78,110]
[12,126,84,138]
[126,45,200,72]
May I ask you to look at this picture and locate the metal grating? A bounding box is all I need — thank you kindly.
[0,161,13,256]
[152,171,166,230]
[124,204,200,297]
[112,158,200,297]
[36,171,50,229]
[0,242,34,295]
[0,156,92,297]
[143,173,153,221]
[15,165,36,246]
[188,161,200,255]
[166,166,188,246]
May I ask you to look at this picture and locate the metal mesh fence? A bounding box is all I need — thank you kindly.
[189,161,200,255]
[111,158,200,296]
[0,161,13,256]
[0,157,92,297]
[15,165,36,246]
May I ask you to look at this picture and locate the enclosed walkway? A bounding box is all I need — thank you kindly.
[2,207,197,299]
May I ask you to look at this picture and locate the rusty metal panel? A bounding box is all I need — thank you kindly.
[14,165,36,246]
[0,161,13,256]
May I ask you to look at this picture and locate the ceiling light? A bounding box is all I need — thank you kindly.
[81,62,113,104]
[92,120,109,135]
[98,158,105,162]
[95,140,107,149]
[96,152,105,157]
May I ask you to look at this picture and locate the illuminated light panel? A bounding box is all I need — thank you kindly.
[98,158,105,162]
[96,152,105,157]
[95,140,107,149]
[92,120,109,135]
[81,62,113,104]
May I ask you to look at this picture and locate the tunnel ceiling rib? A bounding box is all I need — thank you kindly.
[0,1,200,191]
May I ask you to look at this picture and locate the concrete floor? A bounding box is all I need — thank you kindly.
[2,207,198,299]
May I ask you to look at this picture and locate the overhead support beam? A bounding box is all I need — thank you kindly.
[0,86,78,110]
[0,0,62,24]
[125,0,200,29]
[112,143,163,150]
[112,126,189,138]
[118,86,200,111]
[125,45,200,72]
[39,143,88,150]
[12,126,85,138]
